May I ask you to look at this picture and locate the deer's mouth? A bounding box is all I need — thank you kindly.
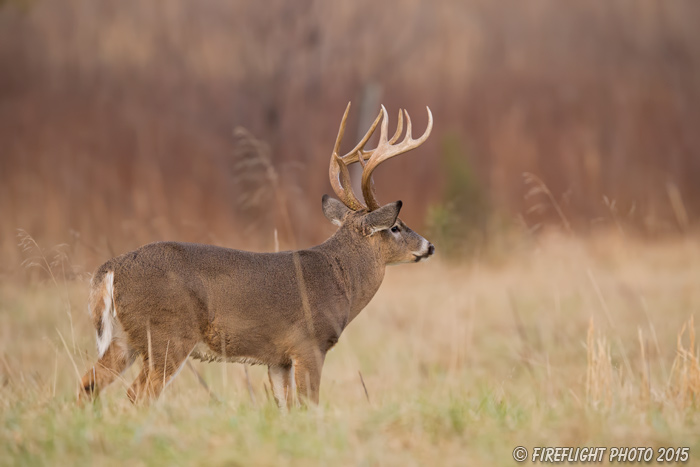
[413,243,435,262]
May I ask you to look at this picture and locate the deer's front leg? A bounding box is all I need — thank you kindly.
[293,349,325,405]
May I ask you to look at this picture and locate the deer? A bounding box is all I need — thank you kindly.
[78,103,435,407]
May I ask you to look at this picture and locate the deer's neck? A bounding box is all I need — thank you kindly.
[315,229,386,322]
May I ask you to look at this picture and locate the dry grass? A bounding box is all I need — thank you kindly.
[2,232,700,465]
[586,319,613,409]
[669,317,700,408]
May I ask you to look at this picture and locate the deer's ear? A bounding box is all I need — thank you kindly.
[322,194,351,226]
[361,201,402,235]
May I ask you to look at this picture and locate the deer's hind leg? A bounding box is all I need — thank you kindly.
[126,338,196,404]
[79,340,135,402]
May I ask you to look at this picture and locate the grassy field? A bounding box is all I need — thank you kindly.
[1,232,700,466]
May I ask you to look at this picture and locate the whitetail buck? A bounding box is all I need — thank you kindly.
[79,103,434,406]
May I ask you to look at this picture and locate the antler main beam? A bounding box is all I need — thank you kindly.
[329,102,432,211]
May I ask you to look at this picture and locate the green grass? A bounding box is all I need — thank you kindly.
[2,233,700,466]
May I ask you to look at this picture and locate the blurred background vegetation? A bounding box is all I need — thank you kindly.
[1,0,699,275]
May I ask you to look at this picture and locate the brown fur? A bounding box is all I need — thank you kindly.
[79,200,433,406]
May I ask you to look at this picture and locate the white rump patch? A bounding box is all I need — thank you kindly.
[96,271,115,358]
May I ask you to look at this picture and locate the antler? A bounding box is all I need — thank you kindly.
[329,102,432,211]
[329,102,377,210]
[361,105,433,210]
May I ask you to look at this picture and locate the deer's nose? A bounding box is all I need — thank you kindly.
[428,244,435,255]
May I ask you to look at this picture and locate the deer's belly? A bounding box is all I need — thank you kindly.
[189,341,268,366]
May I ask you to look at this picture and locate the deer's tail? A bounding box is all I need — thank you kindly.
[89,270,116,358]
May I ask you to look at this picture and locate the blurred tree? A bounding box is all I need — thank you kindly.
[427,133,490,257]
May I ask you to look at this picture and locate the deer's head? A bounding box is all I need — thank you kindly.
[322,103,435,265]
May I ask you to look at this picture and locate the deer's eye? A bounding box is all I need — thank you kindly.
[391,226,400,233]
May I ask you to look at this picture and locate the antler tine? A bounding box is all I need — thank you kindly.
[403,109,413,143]
[354,107,403,173]
[329,102,365,210]
[348,108,402,168]
[332,102,351,157]
[341,109,382,167]
[378,105,390,145]
[389,109,404,144]
[361,106,433,211]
